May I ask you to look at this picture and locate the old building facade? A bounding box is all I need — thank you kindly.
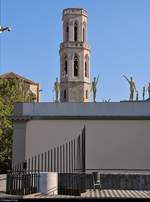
[60,8,90,102]
[0,72,40,102]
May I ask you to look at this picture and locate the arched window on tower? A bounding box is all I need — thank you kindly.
[83,22,86,42]
[74,55,79,77]
[64,55,68,76]
[74,21,78,42]
[66,23,69,42]
[85,61,88,77]
[83,27,85,42]
[86,90,88,99]
[64,89,67,100]
[85,55,89,78]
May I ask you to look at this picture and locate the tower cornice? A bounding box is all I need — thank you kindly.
[62,8,88,19]
[59,42,90,52]
[60,81,90,85]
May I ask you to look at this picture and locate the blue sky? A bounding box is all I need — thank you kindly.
[0,0,150,102]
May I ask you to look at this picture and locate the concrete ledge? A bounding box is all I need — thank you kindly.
[0,175,6,193]
[86,173,150,190]
[39,172,58,195]
[13,102,150,117]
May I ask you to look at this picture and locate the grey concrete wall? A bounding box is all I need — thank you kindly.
[25,120,83,158]
[84,173,150,190]
[12,121,27,166]
[14,102,150,117]
[13,103,23,116]
[58,173,150,191]
[24,119,150,170]
[86,120,150,169]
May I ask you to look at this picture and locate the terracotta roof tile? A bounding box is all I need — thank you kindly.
[0,72,39,85]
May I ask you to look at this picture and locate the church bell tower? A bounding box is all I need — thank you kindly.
[59,8,90,102]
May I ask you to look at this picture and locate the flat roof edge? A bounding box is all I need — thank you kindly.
[11,115,150,121]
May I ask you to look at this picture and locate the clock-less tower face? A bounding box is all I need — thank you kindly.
[59,8,90,102]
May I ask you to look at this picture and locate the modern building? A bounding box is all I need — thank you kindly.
[12,101,150,170]
[12,8,150,171]
[0,72,40,102]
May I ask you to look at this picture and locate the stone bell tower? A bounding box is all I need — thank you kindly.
[59,8,90,102]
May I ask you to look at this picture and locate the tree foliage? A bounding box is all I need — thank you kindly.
[0,78,36,173]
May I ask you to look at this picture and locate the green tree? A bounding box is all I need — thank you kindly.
[0,78,36,173]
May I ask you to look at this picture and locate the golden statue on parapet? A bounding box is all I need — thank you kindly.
[53,77,60,102]
[142,83,150,101]
[123,75,136,101]
[91,75,99,102]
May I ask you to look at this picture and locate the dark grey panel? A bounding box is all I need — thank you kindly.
[12,121,26,166]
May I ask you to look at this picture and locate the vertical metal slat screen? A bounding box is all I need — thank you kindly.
[7,126,86,196]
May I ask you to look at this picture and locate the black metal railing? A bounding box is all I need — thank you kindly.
[6,169,40,195]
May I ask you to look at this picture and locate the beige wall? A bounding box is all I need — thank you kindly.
[26,120,83,158]
[29,84,39,102]
[25,119,150,169]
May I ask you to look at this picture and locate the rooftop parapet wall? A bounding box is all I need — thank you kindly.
[13,102,150,118]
